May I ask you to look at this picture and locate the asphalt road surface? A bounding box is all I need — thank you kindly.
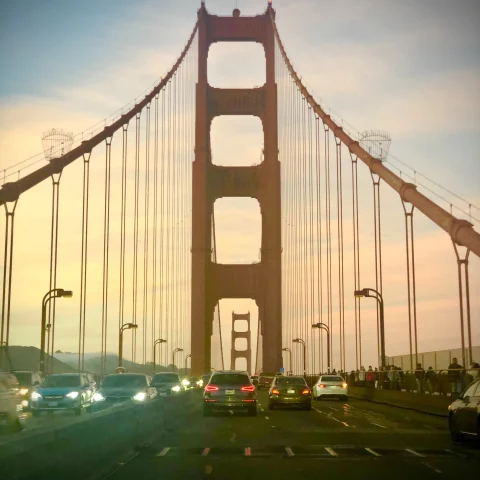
[100,391,480,480]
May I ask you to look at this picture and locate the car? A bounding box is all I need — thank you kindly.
[250,374,258,386]
[258,372,275,390]
[448,378,480,442]
[203,370,257,416]
[11,371,44,411]
[151,372,183,396]
[0,372,22,432]
[31,373,94,416]
[313,375,348,400]
[93,373,156,406]
[268,375,311,410]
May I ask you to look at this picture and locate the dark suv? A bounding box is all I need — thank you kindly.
[258,372,275,390]
[203,370,257,416]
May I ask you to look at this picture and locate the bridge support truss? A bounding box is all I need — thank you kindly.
[191,4,282,376]
[230,311,252,373]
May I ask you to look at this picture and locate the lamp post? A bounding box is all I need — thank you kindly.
[312,323,330,373]
[153,338,167,372]
[282,347,292,374]
[40,288,73,374]
[172,347,183,372]
[184,353,192,371]
[354,288,386,369]
[119,323,138,368]
[292,338,306,378]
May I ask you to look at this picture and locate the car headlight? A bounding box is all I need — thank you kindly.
[172,385,181,392]
[66,392,79,399]
[133,392,147,401]
[21,400,29,407]
[197,380,203,387]
[182,379,190,387]
[31,392,42,400]
[93,393,105,402]
[19,388,29,396]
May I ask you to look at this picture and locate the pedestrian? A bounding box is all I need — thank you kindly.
[448,357,464,396]
[388,366,396,390]
[359,366,366,387]
[425,367,437,395]
[366,366,374,388]
[415,363,425,394]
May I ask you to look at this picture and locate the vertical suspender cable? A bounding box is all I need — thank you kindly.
[143,104,151,366]
[152,95,159,362]
[324,125,332,372]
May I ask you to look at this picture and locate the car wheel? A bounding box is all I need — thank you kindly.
[449,414,462,442]
[32,410,41,417]
[74,398,84,416]
[248,406,257,417]
[304,403,312,411]
[203,405,212,417]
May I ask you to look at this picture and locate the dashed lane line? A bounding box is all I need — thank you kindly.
[265,416,270,420]
[370,422,388,429]
[285,447,295,457]
[244,447,252,457]
[325,447,338,457]
[157,447,170,457]
[365,448,381,457]
[202,448,210,457]
[421,462,442,474]
[405,448,426,458]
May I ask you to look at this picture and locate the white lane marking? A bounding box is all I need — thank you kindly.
[157,447,170,457]
[265,416,269,420]
[328,406,339,411]
[370,422,388,429]
[421,461,442,474]
[313,407,348,427]
[365,448,381,457]
[244,447,251,456]
[405,448,426,458]
[325,447,338,457]
[202,448,210,457]
[205,465,213,476]
[444,449,466,458]
[422,424,435,430]
[285,447,295,457]
[261,408,264,412]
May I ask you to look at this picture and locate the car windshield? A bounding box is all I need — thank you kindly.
[42,375,80,388]
[210,374,250,385]
[13,372,32,385]
[102,375,146,387]
[152,374,179,383]
[275,377,306,385]
[321,376,343,382]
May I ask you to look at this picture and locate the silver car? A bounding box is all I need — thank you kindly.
[203,370,257,416]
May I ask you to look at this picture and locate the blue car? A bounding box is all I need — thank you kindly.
[31,373,94,416]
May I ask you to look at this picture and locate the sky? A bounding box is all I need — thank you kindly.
[0,0,479,373]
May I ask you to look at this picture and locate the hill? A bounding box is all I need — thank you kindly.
[0,346,76,373]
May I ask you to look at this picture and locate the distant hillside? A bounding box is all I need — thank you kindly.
[0,346,76,373]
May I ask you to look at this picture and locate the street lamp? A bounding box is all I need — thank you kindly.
[172,347,183,372]
[184,353,192,371]
[40,288,73,374]
[292,338,306,378]
[282,347,292,374]
[312,323,330,373]
[354,288,386,369]
[153,338,167,372]
[119,323,138,368]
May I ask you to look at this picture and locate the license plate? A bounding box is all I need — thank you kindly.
[159,392,167,397]
[226,389,235,395]
[49,402,58,407]
[287,389,295,394]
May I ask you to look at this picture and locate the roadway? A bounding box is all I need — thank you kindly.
[100,391,480,480]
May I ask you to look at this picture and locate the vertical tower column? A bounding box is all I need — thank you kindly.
[191,4,282,376]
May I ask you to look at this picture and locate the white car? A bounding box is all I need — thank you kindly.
[313,375,348,401]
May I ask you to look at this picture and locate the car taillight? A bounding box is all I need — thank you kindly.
[205,385,219,392]
[271,388,280,395]
[302,388,311,395]
[241,385,255,392]
[319,384,326,388]
[342,383,348,388]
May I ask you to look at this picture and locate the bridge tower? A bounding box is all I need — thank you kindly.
[191,3,282,375]
[230,312,252,373]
